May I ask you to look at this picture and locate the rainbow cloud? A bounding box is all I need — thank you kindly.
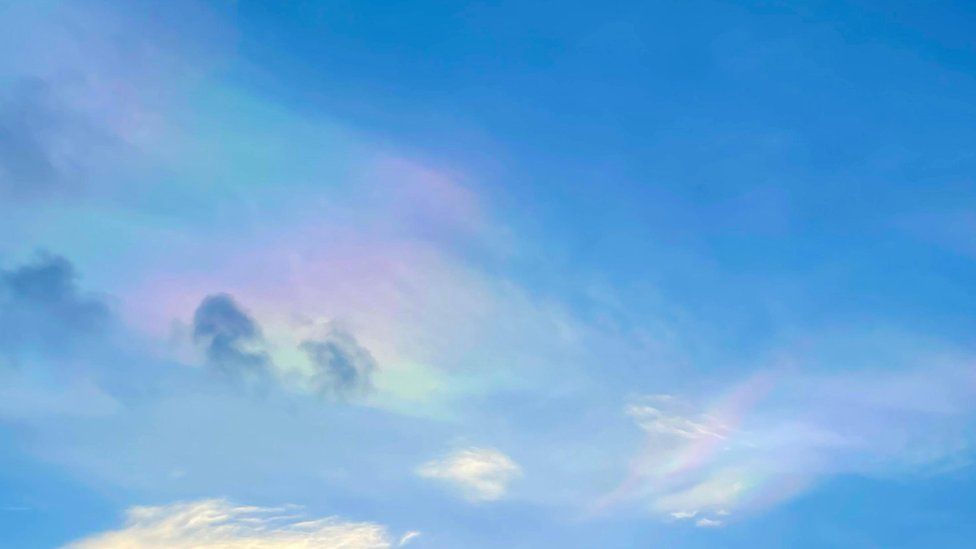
[0,0,582,420]
[601,362,976,526]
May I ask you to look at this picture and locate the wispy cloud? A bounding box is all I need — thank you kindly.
[64,499,409,549]
[626,397,729,440]
[398,531,422,546]
[605,362,976,526]
[417,447,522,502]
[0,1,229,199]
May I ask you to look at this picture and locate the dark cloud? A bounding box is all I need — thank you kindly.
[0,252,110,359]
[191,295,376,400]
[192,293,271,383]
[300,328,376,399]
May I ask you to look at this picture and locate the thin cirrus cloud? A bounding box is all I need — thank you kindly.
[63,498,418,549]
[417,447,522,502]
[0,0,230,199]
[602,360,976,527]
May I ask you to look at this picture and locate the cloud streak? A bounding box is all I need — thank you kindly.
[192,293,272,384]
[64,499,406,549]
[605,362,976,526]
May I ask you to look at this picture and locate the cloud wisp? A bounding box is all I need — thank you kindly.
[417,447,522,502]
[604,363,976,527]
[64,498,410,549]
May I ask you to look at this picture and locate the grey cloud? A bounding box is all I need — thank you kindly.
[300,328,376,399]
[191,295,377,401]
[192,293,271,383]
[0,252,110,359]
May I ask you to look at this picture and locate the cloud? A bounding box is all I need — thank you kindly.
[64,499,405,549]
[668,510,697,520]
[398,531,422,546]
[189,294,384,403]
[0,252,130,421]
[606,363,976,527]
[300,327,377,399]
[417,447,521,501]
[627,399,729,440]
[650,471,746,518]
[192,293,271,382]
[0,252,110,359]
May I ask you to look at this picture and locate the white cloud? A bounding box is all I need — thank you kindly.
[417,447,521,501]
[626,401,728,440]
[64,499,408,549]
[398,531,422,546]
[668,510,697,520]
[695,517,723,528]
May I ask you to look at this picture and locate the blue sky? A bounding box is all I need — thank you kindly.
[1,1,976,547]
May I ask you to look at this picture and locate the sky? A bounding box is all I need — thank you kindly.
[1,0,976,547]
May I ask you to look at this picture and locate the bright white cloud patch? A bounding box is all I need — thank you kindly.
[64,499,408,549]
[417,447,521,501]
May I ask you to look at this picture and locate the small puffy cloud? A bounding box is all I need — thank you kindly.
[695,517,723,528]
[417,447,521,501]
[300,327,377,399]
[64,499,408,549]
[192,293,271,382]
[668,510,697,520]
[0,252,110,358]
